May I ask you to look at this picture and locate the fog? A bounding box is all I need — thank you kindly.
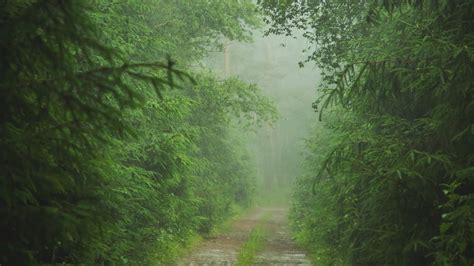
[203,30,321,201]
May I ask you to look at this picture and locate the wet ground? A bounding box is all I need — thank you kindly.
[178,207,312,266]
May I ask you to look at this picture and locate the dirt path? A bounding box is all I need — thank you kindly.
[178,207,312,266]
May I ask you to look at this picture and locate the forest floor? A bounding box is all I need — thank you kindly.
[178,207,312,266]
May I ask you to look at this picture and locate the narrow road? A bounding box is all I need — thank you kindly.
[179,207,312,266]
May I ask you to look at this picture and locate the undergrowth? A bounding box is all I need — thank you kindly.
[236,213,270,265]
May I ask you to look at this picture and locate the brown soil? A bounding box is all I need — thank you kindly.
[178,207,312,266]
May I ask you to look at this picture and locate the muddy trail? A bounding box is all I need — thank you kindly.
[179,207,312,266]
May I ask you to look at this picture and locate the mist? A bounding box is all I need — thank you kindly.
[204,31,321,202]
[2,1,472,265]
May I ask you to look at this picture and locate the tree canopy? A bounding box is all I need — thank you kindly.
[259,0,474,264]
[0,0,276,264]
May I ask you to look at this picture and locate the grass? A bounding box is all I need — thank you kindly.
[207,204,245,238]
[147,232,201,265]
[236,213,271,266]
[156,204,245,265]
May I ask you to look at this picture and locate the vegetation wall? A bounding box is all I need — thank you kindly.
[259,0,474,265]
[0,1,276,264]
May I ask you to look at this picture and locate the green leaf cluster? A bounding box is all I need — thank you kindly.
[260,0,474,265]
[0,0,276,264]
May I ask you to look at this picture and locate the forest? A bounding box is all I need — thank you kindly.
[0,0,472,265]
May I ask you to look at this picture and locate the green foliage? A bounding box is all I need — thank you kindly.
[0,1,182,264]
[261,0,474,265]
[0,0,276,264]
[187,74,277,234]
[92,0,260,64]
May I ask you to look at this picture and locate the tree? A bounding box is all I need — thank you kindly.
[260,0,474,264]
[0,0,275,264]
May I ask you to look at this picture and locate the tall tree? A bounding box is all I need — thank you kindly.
[0,0,275,264]
[260,0,474,265]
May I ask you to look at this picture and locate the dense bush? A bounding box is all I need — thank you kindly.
[0,0,276,264]
[260,0,474,265]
